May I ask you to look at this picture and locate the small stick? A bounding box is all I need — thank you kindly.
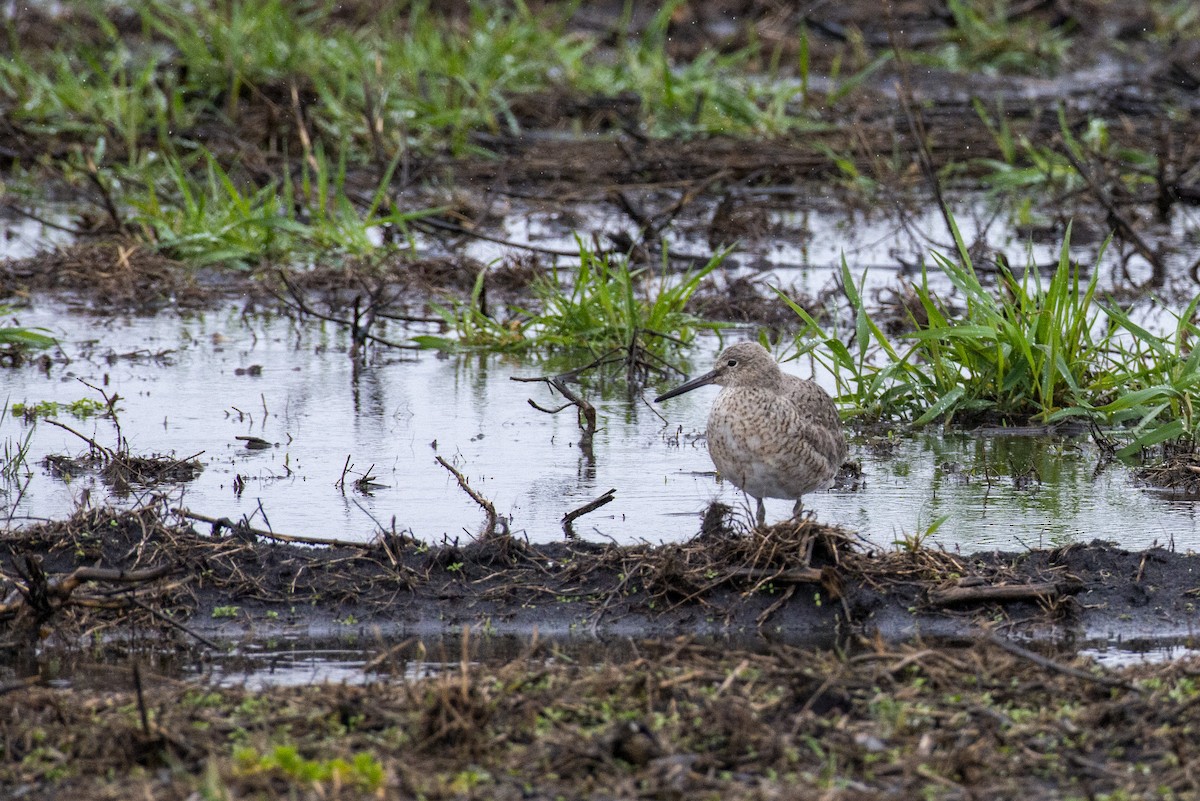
[336,454,353,492]
[562,488,616,538]
[755,583,797,628]
[79,379,124,451]
[133,662,151,736]
[513,376,597,442]
[129,598,222,651]
[435,456,499,537]
[274,272,418,350]
[42,418,114,459]
[928,581,1063,606]
[1060,145,1165,284]
[984,631,1139,692]
[173,508,368,548]
[723,566,827,585]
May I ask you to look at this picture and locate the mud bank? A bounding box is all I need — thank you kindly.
[2,505,1197,651]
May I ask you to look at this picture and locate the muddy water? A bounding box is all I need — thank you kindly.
[1,302,1197,552]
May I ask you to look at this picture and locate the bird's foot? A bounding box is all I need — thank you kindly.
[790,500,817,523]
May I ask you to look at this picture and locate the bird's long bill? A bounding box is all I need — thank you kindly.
[654,369,719,403]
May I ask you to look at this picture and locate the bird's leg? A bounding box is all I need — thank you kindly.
[755,498,766,528]
[791,498,804,519]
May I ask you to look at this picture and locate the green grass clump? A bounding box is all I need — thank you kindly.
[926,0,1072,75]
[530,245,726,354]
[0,0,877,163]
[576,2,831,138]
[972,105,1158,202]
[416,244,727,364]
[121,146,434,269]
[1069,297,1200,457]
[785,217,1200,453]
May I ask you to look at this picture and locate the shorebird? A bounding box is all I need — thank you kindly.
[655,341,846,527]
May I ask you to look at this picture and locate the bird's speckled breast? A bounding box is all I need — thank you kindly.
[706,383,843,501]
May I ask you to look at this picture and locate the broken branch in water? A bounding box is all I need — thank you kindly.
[562,488,616,538]
[435,456,501,538]
[512,375,597,448]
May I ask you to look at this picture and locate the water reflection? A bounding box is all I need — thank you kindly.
[0,304,1197,552]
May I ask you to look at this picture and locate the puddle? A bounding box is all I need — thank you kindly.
[23,632,1197,690]
[187,635,1200,687]
[1,301,1197,552]
[194,633,644,689]
[1083,637,1200,668]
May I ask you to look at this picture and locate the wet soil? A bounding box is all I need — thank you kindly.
[5,505,1200,797]
[2,505,1196,652]
[4,2,1200,314]
[8,636,1200,800]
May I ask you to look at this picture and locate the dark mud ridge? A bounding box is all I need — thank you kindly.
[2,505,1196,648]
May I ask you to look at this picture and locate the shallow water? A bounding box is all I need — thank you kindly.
[1,302,1198,553]
[4,188,1200,550]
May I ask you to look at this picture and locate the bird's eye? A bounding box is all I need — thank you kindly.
[727,359,738,367]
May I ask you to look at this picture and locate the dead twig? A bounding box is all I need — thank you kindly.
[274,271,418,352]
[562,488,616,539]
[0,562,173,618]
[42,418,115,459]
[173,507,369,548]
[1059,143,1166,286]
[129,598,222,650]
[83,154,125,233]
[928,581,1066,606]
[984,631,1139,692]
[435,456,500,538]
[517,376,597,447]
